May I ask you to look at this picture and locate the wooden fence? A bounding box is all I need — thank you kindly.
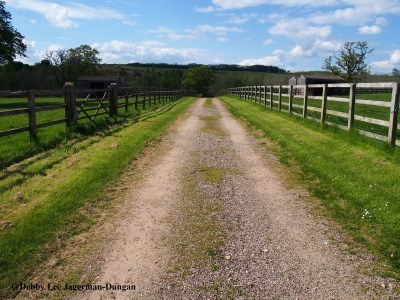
[223,82,400,146]
[0,83,194,140]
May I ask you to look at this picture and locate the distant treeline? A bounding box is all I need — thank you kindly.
[122,63,287,74]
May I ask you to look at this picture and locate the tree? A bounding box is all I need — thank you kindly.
[0,1,27,65]
[323,41,373,82]
[182,65,215,96]
[393,68,400,76]
[45,44,101,86]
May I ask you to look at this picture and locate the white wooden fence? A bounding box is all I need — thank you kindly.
[223,82,400,146]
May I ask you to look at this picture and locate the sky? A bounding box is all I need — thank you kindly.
[4,0,400,73]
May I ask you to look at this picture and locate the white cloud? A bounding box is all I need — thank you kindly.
[195,6,219,13]
[203,0,338,10]
[375,17,389,26]
[239,49,285,66]
[290,45,314,57]
[263,39,274,46]
[311,0,400,26]
[92,40,206,64]
[5,0,128,28]
[269,19,332,49]
[150,27,197,41]
[358,25,382,35]
[371,49,400,71]
[217,37,229,43]
[239,55,282,66]
[190,24,244,36]
[16,41,63,63]
[286,38,341,58]
[218,13,258,24]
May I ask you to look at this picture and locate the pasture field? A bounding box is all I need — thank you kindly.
[0,97,194,298]
[0,95,165,168]
[221,95,400,274]
[256,92,399,139]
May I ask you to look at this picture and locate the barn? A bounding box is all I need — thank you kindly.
[291,74,346,96]
[76,76,126,90]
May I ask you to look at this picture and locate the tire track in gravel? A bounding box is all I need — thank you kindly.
[76,99,204,300]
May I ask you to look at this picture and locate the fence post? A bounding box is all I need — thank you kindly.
[135,88,139,110]
[27,90,37,141]
[148,87,151,106]
[348,83,356,130]
[388,82,400,145]
[278,86,282,111]
[143,88,146,110]
[321,84,328,124]
[289,85,293,114]
[108,83,118,116]
[270,85,273,109]
[258,86,262,105]
[303,84,308,118]
[248,86,251,101]
[125,87,129,114]
[64,82,77,128]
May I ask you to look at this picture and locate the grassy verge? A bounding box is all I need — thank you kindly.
[0,97,194,299]
[221,95,400,275]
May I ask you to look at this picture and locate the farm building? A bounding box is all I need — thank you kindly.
[290,74,346,96]
[288,75,300,86]
[76,76,126,90]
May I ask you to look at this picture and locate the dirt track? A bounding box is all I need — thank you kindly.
[77,98,397,299]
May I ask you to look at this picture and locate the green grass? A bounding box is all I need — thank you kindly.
[0,97,194,298]
[0,95,172,168]
[221,95,400,275]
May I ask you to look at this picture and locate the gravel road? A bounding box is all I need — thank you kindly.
[77,98,398,300]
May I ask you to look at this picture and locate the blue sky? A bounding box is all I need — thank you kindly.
[4,0,400,73]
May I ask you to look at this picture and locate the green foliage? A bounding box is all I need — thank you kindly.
[44,44,101,86]
[323,41,373,82]
[0,1,26,65]
[182,65,215,96]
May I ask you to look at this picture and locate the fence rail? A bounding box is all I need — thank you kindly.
[0,83,194,141]
[223,82,400,146]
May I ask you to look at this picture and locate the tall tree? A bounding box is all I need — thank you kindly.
[44,45,101,86]
[323,41,373,82]
[182,65,215,96]
[0,1,27,65]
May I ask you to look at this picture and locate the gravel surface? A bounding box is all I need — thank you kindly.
[78,98,398,299]
[157,98,398,299]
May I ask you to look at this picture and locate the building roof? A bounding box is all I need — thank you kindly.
[300,74,345,81]
[77,76,122,81]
